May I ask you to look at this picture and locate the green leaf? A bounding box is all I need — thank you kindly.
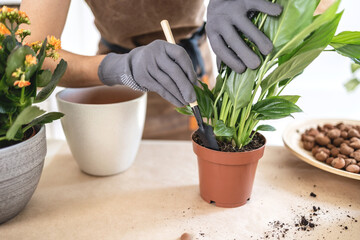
[6,106,45,140]
[3,35,17,53]
[261,49,323,92]
[255,114,294,121]
[36,69,52,87]
[256,124,276,132]
[37,38,47,70]
[214,120,235,137]
[25,112,64,131]
[271,0,341,57]
[277,95,301,104]
[0,101,16,114]
[213,74,224,97]
[252,97,302,119]
[198,80,214,101]
[278,12,342,66]
[264,0,317,52]
[35,59,67,103]
[5,46,36,84]
[330,43,360,59]
[194,85,213,119]
[351,63,360,73]
[226,69,256,111]
[344,78,360,92]
[175,105,193,116]
[265,12,342,92]
[331,31,360,45]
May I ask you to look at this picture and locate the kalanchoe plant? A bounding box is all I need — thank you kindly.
[0,6,67,148]
[177,0,360,149]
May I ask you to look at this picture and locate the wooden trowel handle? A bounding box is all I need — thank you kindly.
[160,20,198,108]
[160,20,176,44]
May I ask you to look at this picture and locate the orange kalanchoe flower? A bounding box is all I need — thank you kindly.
[14,80,31,88]
[0,6,15,13]
[25,54,37,66]
[15,29,24,35]
[0,23,10,35]
[18,10,29,19]
[47,35,61,50]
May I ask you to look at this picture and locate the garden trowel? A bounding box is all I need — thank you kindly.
[161,20,219,151]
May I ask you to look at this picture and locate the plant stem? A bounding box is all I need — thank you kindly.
[236,55,270,145]
[9,113,13,125]
[0,136,7,141]
[20,87,25,106]
[222,99,232,123]
[219,93,229,120]
[213,73,228,121]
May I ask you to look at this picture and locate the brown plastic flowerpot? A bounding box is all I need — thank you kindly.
[192,133,266,208]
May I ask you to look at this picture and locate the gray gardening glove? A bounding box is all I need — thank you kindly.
[206,0,282,73]
[98,40,198,107]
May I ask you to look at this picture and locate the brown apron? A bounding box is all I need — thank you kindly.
[85,0,214,140]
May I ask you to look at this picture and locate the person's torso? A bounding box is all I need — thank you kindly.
[85,0,205,49]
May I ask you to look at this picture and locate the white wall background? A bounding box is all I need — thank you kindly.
[38,0,360,145]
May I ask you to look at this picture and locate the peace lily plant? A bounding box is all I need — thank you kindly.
[0,6,67,148]
[178,0,360,149]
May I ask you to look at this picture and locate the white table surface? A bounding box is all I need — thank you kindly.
[0,140,359,240]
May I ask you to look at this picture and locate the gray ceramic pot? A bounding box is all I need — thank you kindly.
[0,125,46,224]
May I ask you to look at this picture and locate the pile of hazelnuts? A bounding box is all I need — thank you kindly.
[301,123,360,174]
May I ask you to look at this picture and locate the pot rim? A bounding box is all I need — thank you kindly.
[0,125,45,153]
[191,131,267,154]
[56,86,147,107]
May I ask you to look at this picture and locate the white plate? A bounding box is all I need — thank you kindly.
[282,118,360,181]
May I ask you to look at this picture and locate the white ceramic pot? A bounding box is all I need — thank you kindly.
[56,86,147,176]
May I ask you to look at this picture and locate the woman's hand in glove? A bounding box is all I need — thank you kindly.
[98,40,198,107]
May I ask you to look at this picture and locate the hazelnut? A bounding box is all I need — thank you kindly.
[340,143,354,156]
[352,151,360,161]
[303,135,315,142]
[327,143,335,149]
[315,151,328,162]
[324,124,334,129]
[333,138,344,147]
[336,123,345,130]
[181,233,193,240]
[345,159,353,168]
[326,157,334,165]
[303,141,315,151]
[307,128,319,137]
[341,131,348,139]
[327,129,341,139]
[345,164,360,173]
[348,129,360,138]
[331,158,346,169]
[350,141,360,150]
[337,154,347,159]
[330,148,340,157]
[312,146,320,156]
[344,125,352,131]
[315,134,331,146]
[301,134,306,141]
[318,147,330,155]
[350,137,359,142]
[338,124,346,131]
